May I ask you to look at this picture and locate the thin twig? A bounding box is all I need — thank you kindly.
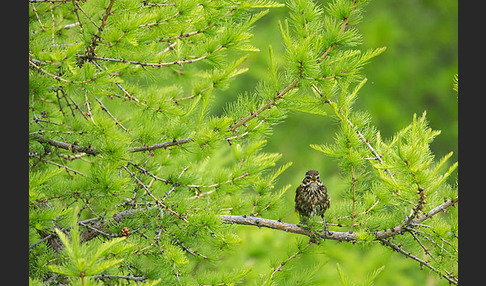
[188,173,249,191]
[83,0,116,58]
[30,3,45,31]
[29,59,96,84]
[229,78,299,131]
[83,45,224,68]
[70,0,84,32]
[175,239,209,259]
[95,97,128,132]
[349,163,357,233]
[317,0,358,63]
[45,159,85,176]
[262,243,310,285]
[84,89,95,124]
[129,138,193,152]
[122,165,188,223]
[310,83,399,190]
[71,0,99,30]
[78,221,118,238]
[378,238,457,285]
[93,274,148,282]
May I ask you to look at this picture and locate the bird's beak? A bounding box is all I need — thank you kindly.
[311,177,317,182]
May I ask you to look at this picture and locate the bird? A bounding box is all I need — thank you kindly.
[295,169,330,232]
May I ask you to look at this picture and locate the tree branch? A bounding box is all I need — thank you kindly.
[129,138,194,152]
[218,197,457,242]
[229,78,299,131]
[31,135,99,155]
[220,215,357,242]
[220,197,458,282]
[92,274,148,282]
[95,97,128,132]
[377,238,457,285]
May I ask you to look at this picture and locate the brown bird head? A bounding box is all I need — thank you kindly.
[304,169,320,182]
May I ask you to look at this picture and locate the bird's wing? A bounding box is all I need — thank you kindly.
[295,184,303,203]
[323,185,330,209]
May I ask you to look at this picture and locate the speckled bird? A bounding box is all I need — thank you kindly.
[295,170,330,232]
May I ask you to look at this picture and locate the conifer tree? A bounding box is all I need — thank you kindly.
[29,0,457,285]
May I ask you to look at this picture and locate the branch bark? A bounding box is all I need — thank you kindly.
[219,197,458,242]
[31,135,99,155]
[129,138,194,152]
[220,215,357,242]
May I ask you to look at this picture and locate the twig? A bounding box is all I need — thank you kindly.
[415,197,458,224]
[30,2,45,31]
[129,138,194,152]
[349,158,357,233]
[317,0,357,63]
[70,0,84,32]
[84,89,95,124]
[158,30,206,43]
[378,238,457,285]
[408,230,433,258]
[160,167,188,203]
[49,2,56,44]
[84,45,224,68]
[92,274,148,282]
[262,243,310,285]
[138,10,181,28]
[83,0,116,58]
[175,239,208,259]
[188,173,249,192]
[122,166,189,223]
[45,159,85,176]
[95,97,128,132]
[310,83,399,190]
[29,59,96,84]
[405,186,426,225]
[229,78,299,131]
[128,161,169,184]
[78,221,118,238]
[71,0,99,30]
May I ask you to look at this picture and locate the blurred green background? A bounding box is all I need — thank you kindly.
[210,0,458,284]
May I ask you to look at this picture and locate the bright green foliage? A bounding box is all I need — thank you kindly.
[336,263,385,286]
[29,0,457,285]
[48,207,135,286]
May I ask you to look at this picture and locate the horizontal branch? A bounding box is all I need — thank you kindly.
[220,197,458,283]
[80,46,223,68]
[31,136,99,155]
[220,197,457,242]
[92,274,148,282]
[220,215,357,242]
[129,138,194,152]
[31,136,193,157]
[81,54,208,67]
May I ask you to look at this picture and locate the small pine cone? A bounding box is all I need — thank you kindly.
[121,227,130,237]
